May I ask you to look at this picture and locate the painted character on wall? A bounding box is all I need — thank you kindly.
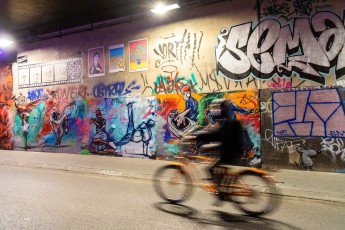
[49,101,75,147]
[132,119,156,158]
[295,145,320,170]
[89,108,117,154]
[175,85,198,126]
[168,86,199,138]
[12,93,52,150]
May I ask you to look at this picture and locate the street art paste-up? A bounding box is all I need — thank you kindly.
[129,38,148,72]
[83,97,157,158]
[215,10,345,86]
[109,44,125,73]
[88,47,105,77]
[272,88,345,137]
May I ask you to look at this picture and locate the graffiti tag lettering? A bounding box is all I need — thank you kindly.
[216,11,345,85]
[92,80,141,98]
[154,29,203,72]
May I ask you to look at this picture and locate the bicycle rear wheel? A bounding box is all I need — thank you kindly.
[153,165,193,204]
[228,171,280,216]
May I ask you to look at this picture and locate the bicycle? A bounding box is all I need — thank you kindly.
[153,138,280,217]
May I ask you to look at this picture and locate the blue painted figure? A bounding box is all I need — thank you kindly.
[89,108,117,154]
[175,85,198,127]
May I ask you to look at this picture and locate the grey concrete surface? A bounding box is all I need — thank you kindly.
[0,150,344,203]
[0,165,345,230]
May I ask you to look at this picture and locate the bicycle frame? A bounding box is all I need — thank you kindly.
[168,155,217,188]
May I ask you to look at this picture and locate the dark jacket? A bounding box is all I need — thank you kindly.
[196,120,244,165]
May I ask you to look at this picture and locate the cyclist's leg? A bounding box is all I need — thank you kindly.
[208,159,220,181]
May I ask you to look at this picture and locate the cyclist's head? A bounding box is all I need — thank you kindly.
[208,99,228,124]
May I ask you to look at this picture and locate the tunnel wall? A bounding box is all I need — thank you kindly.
[1,0,345,172]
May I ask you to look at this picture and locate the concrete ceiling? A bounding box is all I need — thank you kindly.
[0,0,226,43]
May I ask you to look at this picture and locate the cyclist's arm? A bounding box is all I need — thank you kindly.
[196,130,222,142]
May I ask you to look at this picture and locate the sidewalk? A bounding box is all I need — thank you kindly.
[0,150,344,203]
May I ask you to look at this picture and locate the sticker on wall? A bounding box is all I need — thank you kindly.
[109,44,125,73]
[88,46,105,77]
[129,38,148,72]
[17,55,28,65]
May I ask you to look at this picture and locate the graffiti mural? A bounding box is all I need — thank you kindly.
[272,88,345,137]
[12,90,82,151]
[215,10,345,85]
[261,87,345,172]
[155,90,261,166]
[0,65,13,150]
[82,96,158,158]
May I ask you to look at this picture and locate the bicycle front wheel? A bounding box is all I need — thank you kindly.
[153,165,193,204]
[229,171,280,216]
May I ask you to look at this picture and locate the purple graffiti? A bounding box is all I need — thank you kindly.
[27,88,44,101]
[92,80,141,98]
[273,88,345,137]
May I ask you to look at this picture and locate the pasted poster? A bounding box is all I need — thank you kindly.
[129,38,148,72]
[54,62,67,81]
[29,66,41,84]
[17,57,82,88]
[42,64,54,83]
[109,44,125,73]
[18,68,30,86]
[88,47,105,77]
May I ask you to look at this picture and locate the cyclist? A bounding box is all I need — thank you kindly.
[194,99,245,188]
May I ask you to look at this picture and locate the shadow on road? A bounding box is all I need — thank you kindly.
[153,202,301,229]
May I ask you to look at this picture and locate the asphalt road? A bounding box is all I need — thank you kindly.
[0,165,344,230]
